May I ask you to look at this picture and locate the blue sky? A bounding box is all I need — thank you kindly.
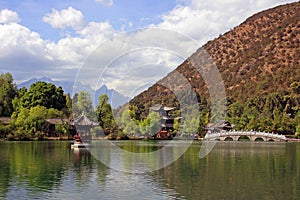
[0,0,296,96]
[0,0,176,41]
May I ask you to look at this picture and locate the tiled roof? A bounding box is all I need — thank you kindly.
[0,117,11,124]
[73,114,98,126]
[205,120,233,130]
[45,118,70,125]
[150,104,175,111]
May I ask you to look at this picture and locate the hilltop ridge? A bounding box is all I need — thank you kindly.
[130,1,300,109]
[127,2,300,134]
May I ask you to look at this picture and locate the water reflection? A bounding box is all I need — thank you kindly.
[0,142,69,199]
[0,141,299,199]
[90,140,192,173]
[153,142,300,200]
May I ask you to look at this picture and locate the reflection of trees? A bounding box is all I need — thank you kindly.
[0,142,69,197]
[73,149,95,185]
[64,145,110,190]
[0,154,10,198]
[152,142,300,199]
[6,142,68,192]
[0,142,110,198]
[2,141,299,199]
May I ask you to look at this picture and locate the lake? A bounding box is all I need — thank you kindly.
[0,141,299,199]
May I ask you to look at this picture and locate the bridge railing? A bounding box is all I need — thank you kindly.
[205,131,287,140]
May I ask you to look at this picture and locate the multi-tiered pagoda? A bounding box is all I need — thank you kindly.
[150,105,179,139]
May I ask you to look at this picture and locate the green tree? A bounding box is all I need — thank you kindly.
[198,108,209,133]
[20,82,66,111]
[183,117,199,134]
[121,107,139,135]
[181,104,202,134]
[73,91,95,119]
[262,93,283,118]
[12,86,27,113]
[139,111,160,136]
[96,94,117,136]
[291,81,300,94]
[173,117,181,132]
[63,94,72,117]
[0,122,12,139]
[227,101,244,129]
[12,106,63,139]
[0,72,17,116]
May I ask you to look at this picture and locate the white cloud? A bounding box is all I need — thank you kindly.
[120,19,133,31]
[46,37,90,64]
[157,0,296,45]
[77,21,116,41]
[0,9,20,24]
[1,1,296,96]
[74,28,199,95]
[95,0,114,6]
[0,22,82,83]
[0,23,47,59]
[41,8,117,65]
[43,7,84,29]
[45,21,117,66]
[0,22,62,81]
[0,8,118,84]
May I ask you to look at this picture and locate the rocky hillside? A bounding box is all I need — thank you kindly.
[130,1,300,115]
[204,1,299,99]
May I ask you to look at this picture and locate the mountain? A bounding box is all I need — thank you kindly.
[95,85,130,108]
[18,77,130,108]
[18,77,74,95]
[129,2,300,115]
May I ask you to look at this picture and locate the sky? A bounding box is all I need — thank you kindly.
[0,0,296,97]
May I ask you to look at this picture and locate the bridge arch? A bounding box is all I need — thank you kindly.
[238,135,250,141]
[224,137,233,141]
[254,137,264,142]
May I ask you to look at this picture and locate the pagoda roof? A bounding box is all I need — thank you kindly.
[73,113,99,126]
[150,104,175,111]
[205,120,233,130]
[45,118,70,125]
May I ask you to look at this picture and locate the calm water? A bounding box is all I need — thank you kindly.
[0,141,299,200]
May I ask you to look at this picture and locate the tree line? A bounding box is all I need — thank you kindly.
[0,72,116,140]
[126,81,300,138]
[226,89,300,136]
[0,72,165,140]
[0,72,299,140]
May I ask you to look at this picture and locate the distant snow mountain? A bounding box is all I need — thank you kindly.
[17,77,130,108]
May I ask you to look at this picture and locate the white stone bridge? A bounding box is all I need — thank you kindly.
[204,131,287,142]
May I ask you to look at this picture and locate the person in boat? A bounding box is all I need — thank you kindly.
[74,133,82,143]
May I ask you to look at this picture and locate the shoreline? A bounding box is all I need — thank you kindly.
[2,137,300,142]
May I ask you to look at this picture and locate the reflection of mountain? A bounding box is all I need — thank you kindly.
[152,142,299,199]
[18,77,130,108]
[1,141,299,199]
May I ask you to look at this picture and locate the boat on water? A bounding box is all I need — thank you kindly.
[70,134,93,149]
[127,135,146,140]
[71,142,93,149]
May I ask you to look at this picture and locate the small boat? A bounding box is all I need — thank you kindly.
[71,142,92,149]
[71,134,93,149]
[127,135,145,140]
